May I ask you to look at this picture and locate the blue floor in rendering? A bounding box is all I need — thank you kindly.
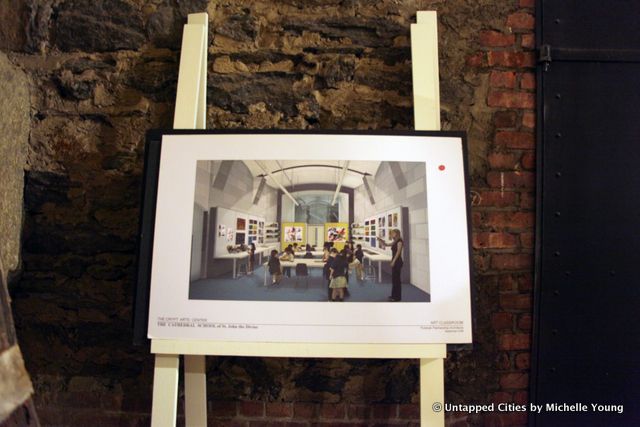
[189,265,430,302]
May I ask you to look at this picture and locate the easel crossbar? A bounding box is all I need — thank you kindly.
[151,340,446,359]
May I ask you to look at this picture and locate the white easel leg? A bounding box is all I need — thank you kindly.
[185,355,207,426]
[412,10,445,427]
[420,357,445,427]
[153,10,209,427]
[411,11,441,131]
[151,354,180,427]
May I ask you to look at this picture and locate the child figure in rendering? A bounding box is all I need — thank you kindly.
[268,249,282,285]
[329,248,348,301]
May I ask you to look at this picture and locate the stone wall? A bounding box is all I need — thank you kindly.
[0,52,38,425]
[1,0,535,425]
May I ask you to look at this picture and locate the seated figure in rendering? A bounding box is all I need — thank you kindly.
[303,244,314,258]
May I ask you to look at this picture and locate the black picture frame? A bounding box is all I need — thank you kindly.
[133,129,474,346]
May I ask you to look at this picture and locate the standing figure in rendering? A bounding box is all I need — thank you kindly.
[352,244,364,281]
[248,242,256,275]
[329,248,348,302]
[280,247,294,277]
[268,249,282,285]
[378,229,404,301]
[322,246,333,300]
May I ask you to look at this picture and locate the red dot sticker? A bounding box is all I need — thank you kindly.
[438,165,446,171]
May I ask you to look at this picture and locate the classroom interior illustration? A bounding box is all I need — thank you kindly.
[189,160,431,302]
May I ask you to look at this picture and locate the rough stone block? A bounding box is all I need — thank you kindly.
[0,0,29,51]
[0,52,29,274]
[53,0,146,52]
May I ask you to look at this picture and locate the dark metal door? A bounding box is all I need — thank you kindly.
[532,1,640,426]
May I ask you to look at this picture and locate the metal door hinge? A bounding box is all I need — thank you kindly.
[539,44,552,71]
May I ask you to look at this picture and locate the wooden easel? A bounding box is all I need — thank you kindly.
[151,11,446,427]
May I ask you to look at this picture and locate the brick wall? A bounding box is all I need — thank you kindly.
[0,0,535,426]
[468,0,536,426]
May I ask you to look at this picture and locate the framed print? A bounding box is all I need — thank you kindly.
[326,225,347,242]
[283,226,303,242]
[134,130,473,345]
